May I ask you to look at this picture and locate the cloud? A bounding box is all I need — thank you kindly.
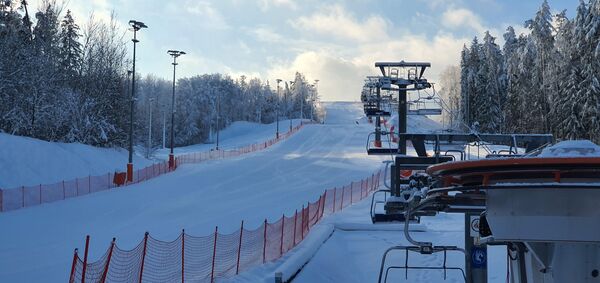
[248,26,284,43]
[442,8,486,34]
[267,51,370,101]
[183,1,230,30]
[291,4,389,43]
[258,0,298,11]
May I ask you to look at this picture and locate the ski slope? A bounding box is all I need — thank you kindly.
[1,102,437,283]
[0,133,153,189]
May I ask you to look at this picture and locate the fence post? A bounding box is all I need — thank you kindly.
[76,178,79,196]
[236,221,244,275]
[340,186,345,210]
[39,184,42,204]
[62,181,66,200]
[88,175,91,194]
[107,173,110,190]
[280,215,285,256]
[211,226,218,283]
[139,232,149,283]
[21,186,24,208]
[350,182,354,205]
[293,210,298,246]
[321,191,327,219]
[333,187,336,213]
[0,188,2,212]
[262,219,268,263]
[82,235,90,283]
[181,229,185,283]
[100,238,115,283]
[69,248,79,283]
[306,201,310,231]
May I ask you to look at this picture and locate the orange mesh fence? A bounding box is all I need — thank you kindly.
[69,169,383,283]
[0,124,305,213]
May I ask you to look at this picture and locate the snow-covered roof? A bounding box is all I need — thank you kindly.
[538,140,600,157]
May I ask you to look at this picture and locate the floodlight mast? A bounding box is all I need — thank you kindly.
[276,79,282,139]
[126,19,147,182]
[167,50,185,169]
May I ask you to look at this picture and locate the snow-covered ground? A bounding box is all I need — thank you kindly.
[0,133,154,189]
[153,119,304,159]
[0,119,304,190]
[290,197,508,283]
[1,102,420,282]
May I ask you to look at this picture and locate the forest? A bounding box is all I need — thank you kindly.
[0,1,322,150]
[453,0,600,142]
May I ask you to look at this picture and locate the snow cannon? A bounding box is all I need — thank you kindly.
[427,140,600,283]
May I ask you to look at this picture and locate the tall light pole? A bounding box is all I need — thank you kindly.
[288,81,293,131]
[216,87,221,150]
[313,79,319,121]
[147,97,154,158]
[127,19,147,182]
[167,50,185,169]
[276,79,281,139]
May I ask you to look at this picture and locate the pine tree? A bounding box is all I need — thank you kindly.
[59,10,81,85]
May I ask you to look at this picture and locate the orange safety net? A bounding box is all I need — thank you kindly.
[69,169,383,283]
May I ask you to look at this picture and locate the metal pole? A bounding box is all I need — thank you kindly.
[147,98,153,158]
[300,86,303,125]
[169,56,177,169]
[375,86,381,147]
[127,29,137,182]
[216,89,220,150]
[162,111,166,149]
[276,80,281,138]
[288,86,292,132]
[398,84,407,155]
[465,212,487,283]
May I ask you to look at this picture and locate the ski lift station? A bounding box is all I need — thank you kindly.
[340,60,600,283]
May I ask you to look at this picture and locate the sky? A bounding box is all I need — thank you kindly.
[30,0,577,101]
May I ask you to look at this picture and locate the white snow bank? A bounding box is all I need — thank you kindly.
[538,140,600,157]
[0,133,153,189]
[272,224,335,283]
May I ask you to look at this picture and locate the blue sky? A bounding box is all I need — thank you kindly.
[34,0,577,100]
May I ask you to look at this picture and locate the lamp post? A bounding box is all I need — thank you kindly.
[127,19,147,182]
[147,97,154,158]
[289,81,294,130]
[167,50,185,169]
[216,87,221,150]
[276,79,281,139]
[313,79,319,121]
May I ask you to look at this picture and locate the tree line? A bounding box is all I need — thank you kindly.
[458,0,600,142]
[0,1,322,149]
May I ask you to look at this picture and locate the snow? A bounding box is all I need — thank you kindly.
[538,140,600,157]
[0,133,153,189]
[263,194,507,283]
[153,119,304,159]
[0,102,386,283]
[0,101,499,283]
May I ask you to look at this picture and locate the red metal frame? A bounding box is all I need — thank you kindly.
[69,248,79,283]
[82,235,90,283]
[100,238,115,283]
